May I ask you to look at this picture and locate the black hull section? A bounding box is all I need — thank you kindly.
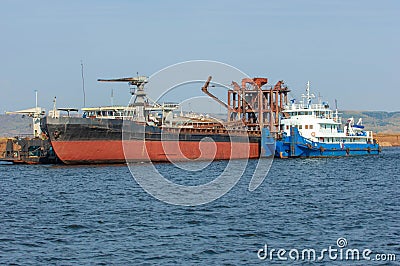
[43,116,260,144]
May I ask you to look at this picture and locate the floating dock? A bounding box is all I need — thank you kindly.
[0,136,59,164]
[1,95,60,164]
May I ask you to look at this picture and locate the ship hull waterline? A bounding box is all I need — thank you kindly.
[51,139,261,164]
[44,116,265,164]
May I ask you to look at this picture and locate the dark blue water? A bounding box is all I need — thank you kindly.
[1,148,399,265]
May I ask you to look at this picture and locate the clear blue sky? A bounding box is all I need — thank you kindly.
[1,0,399,112]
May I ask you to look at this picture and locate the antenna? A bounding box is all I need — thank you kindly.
[81,60,86,107]
[335,99,338,121]
[111,89,114,106]
[35,90,38,109]
[301,81,315,108]
[52,96,57,118]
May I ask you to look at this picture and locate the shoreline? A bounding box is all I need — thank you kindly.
[375,133,400,147]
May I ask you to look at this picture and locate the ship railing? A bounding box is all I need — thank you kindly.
[284,103,330,110]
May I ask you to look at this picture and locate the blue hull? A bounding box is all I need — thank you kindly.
[261,128,276,157]
[274,128,380,158]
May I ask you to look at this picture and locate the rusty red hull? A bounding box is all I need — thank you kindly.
[51,140,260,164]
[44,116,261,165]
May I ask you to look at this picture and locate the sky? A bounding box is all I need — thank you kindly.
[0,0,399,113]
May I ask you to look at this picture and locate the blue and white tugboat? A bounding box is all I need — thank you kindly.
[275,81,380,158]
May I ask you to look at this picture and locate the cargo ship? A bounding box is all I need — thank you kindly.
[275,81,380,158]
[43,75,288,164]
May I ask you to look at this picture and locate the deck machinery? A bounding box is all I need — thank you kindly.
[202,76,290,136]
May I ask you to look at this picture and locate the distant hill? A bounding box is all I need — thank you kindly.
[341,111,400,133]
[208,111,400,133]
[0,111,399,136]
[0,114,33,137]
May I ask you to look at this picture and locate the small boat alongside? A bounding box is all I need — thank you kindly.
[275,82,380,158]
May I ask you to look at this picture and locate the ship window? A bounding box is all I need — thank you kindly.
[305,125,309,129]
[286,125,289,130]
[299,125,302,129]
[310,125,313,129]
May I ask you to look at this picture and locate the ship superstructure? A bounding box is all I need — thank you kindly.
[275,82,380,158]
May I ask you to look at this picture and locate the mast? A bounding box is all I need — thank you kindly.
[81,61,86,107]
[35,90,38,109]
[301,81,315,108]
[335,99,338,121]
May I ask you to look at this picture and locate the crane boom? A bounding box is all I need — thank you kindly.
[97,76,148,86]
[201,76,232,111]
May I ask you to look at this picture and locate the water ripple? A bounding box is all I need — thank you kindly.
[0,148,399,264]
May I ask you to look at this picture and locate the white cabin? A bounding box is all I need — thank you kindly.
[279,82,374,144]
